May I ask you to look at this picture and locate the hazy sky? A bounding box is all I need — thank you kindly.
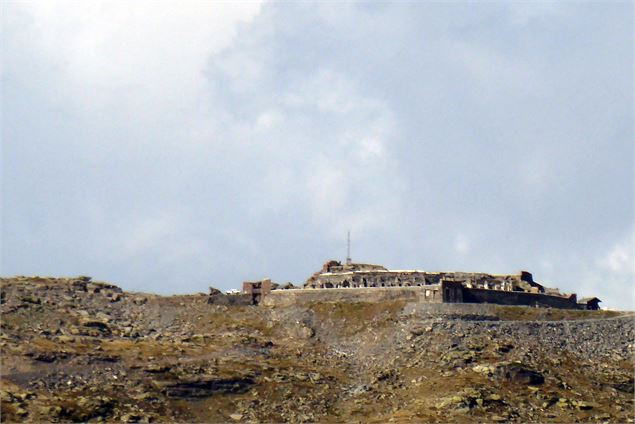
[2,2,633,309]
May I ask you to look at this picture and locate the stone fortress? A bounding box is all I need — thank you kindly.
[245,259,602,310]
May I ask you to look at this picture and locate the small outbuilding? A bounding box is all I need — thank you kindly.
[243,278,272,305]
[578,297,601,310]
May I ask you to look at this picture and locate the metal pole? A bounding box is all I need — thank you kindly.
[346,230,352,265]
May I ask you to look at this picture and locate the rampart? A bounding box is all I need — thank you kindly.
[263,285,579,309]
[253,260,596,310]
[305,264,543,293]
[262,285,443,307]
[462,287,578,309]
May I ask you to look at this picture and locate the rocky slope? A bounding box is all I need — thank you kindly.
[1,277,633,423]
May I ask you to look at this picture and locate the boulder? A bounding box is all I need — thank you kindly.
[494,363,544,385]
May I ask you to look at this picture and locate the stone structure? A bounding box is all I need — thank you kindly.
[242,279,272,305]
[245,260,600,310]
[297,260,587,310]
[578,297,602,310]
[263,285,447,307]
[305,261,544,293]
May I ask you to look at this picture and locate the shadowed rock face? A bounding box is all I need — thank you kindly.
[163,378,255,398]
[494,363,544,385]
[0,277,633,423]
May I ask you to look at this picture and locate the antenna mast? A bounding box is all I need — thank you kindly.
[346,230,352,265]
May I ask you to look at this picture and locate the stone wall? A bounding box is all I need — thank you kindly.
[462,287,578,309]
[305,270,527,292]
[243,279,272,305]
[263,285,443,307]
[207,293,253,306]
[264,284,579,309]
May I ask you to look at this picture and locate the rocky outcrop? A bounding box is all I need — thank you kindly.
[0,277,632,423]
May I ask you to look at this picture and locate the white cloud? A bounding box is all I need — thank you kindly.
[12,1,262,80]
[255,110,284,132]
[3,1,263,127]
[121,215,176,256]
[2,2,632,308]
[597,230,634,277]
[508,3,565,26]
[454,234,471,255]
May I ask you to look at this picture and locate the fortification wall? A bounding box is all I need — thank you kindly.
[306,270,524,291]
[263,285,579,309]
[462,287,578,309]
[263,286,442,307]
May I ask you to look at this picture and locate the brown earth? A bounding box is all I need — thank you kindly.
[1,276,633,423]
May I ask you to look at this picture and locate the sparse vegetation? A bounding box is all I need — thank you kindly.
[1,277,633,423]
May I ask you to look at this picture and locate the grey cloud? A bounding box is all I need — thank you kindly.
[2,2,633,308]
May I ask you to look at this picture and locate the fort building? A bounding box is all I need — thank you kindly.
[242,278,272,305]
[248,260,600,309]
[578,297,602,310]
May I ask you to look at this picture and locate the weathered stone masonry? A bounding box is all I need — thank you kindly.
[305,261,543,293]
[247,260,600,309]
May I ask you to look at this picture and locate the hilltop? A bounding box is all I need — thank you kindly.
[1,276,633,423]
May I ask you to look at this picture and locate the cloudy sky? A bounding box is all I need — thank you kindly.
[2,1,633,308]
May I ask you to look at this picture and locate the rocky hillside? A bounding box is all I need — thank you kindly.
[1,277,633,423]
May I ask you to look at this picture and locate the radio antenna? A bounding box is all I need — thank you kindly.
[346,230,352,265]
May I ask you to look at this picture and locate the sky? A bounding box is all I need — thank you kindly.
[1,1,633,309]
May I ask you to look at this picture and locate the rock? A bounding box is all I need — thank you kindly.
[61,396,115,421]
[144,364,171,373]
[20,295,40,304]
[121,413,143,423]
[207,293,229,305]
[473,364,495,375]
[494,363,544,385]
[296,373,308,382]
[39,405,62,418]
[81,319,111,335]
[191,334,206,343]
[557,398,570,408]
[572,400,595,410]
[496,343,514,353]
[150,380,173,391]
[27,351,67,362]
[163,378,255,398]
[0,390,14,403]
[442,350,474,366]
[293,325,314,339]
[1,275,633,423]
[96,312,112,322]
